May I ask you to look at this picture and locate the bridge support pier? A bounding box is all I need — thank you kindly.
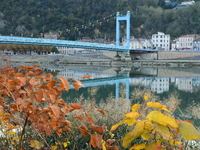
[116,11,130,57]
[124,54,131,60]
[114,54,121,60]
[114,53,131,61]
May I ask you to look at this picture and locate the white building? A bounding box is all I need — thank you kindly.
[122,37,153,49]
[194,37,200,51]
[175,78,193,93]
[152,32,170,51]
[57,47,85,54]
[178,34,199,50]
[151,78,169,94]
[44,32,60,39]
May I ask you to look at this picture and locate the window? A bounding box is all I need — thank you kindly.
[160,40,162,42]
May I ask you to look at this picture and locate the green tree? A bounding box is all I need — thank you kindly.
[51,46,59,53]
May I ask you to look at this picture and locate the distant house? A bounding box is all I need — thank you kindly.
[57,47,74,54]
[77,37,93,42]
[130,38,145,49]
[193,37,200,51]
[171,38,180,50]
[44,32,60,39]
[152,32,170,51]
[178,34,199,50]
[173,1,195,10]
[122,37,152,49]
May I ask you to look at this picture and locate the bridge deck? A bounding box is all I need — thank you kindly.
[0,36,130,53]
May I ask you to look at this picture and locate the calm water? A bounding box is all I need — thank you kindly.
[46,64,200,126]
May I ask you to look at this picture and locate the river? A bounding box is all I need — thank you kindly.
[44,64,200,126]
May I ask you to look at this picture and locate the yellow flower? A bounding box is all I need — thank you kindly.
[143,95,149,101]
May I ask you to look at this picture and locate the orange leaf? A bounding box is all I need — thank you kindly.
[19,66,34,71]
[88,125,106,133]
[74,115,84,121]
[106,145,119,150]
[90,133,102,149]
[33,70,41,76]
[56,99,64,104]
[178,144,184,150]
[17,77,26,85]
[78,125,89,137]
[85,112,95,124]
[82,75,91,79]
[106,139,118,145]
[154,144,165,150]
[29,77,40,86]
[36,89,43,103]
[70,103,82,109]
[15,73,24,77]
[50,104,60,119]
[27,71,34,76]
[96,109,105,115]
[72,79,85,90]
[58,77,70,91]
[47,80,56,88]
[33,65,40,68]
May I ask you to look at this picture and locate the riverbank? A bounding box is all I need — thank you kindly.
[2,53,200,68]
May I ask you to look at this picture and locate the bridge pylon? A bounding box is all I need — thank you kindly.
[115,11,131,61]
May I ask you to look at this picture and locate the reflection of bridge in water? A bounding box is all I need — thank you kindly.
[71,74,130,99]
[44,65,200,97]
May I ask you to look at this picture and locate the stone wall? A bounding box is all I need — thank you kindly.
[158,51,200,60]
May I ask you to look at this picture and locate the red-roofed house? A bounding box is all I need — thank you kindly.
[178,34,199,50]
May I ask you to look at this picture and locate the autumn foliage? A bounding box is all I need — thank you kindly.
[0,65,117,149]
[110,95,200,150]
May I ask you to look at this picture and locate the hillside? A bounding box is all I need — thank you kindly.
[0,0,200,40]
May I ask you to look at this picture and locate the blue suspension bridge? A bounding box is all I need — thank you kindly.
[0,12,158,57]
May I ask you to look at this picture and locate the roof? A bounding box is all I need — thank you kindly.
[180,34,199,38]
[130,39,145,42]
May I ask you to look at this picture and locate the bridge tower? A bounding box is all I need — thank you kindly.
[115,11,131,60]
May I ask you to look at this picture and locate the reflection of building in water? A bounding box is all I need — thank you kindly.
[130,77,169,94]
[56,69,114,80]
[175,78,194,93]
[130,78,145,85]
[151,78,169,94]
